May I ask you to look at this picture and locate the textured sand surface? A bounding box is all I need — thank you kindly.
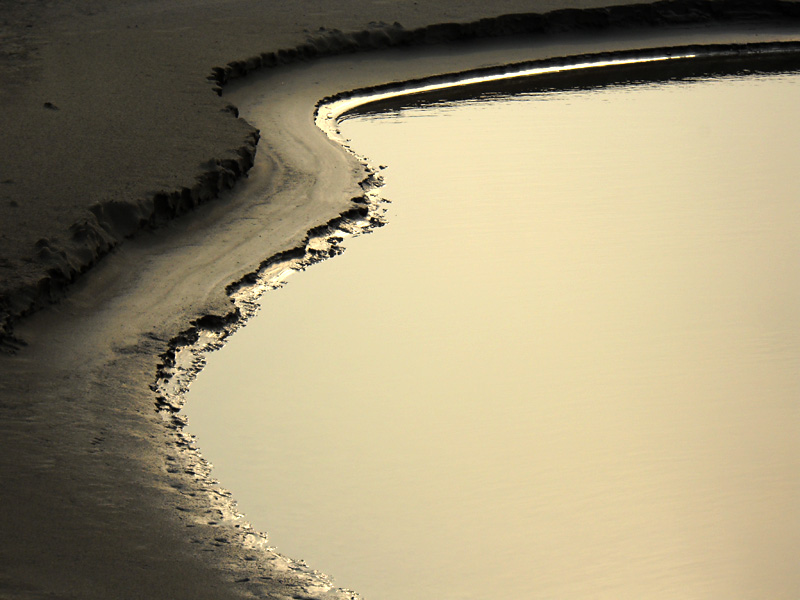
[1,1,799,598]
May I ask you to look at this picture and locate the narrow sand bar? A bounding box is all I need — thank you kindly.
[1,2,799,598]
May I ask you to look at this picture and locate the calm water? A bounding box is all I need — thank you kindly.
[187,71,800,599]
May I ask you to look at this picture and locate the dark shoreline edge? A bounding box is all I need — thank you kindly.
[149,198,390,600]
[2,0,800,349]
[155,39,800,600]
[321,41,800,117]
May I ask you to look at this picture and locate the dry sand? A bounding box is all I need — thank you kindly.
[1,1,799,598]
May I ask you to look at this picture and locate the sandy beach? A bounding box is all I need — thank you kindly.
[1,1,799,598]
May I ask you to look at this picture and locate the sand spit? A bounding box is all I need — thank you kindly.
[1,1,799,599]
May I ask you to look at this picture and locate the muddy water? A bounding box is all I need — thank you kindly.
[186,71,800,599]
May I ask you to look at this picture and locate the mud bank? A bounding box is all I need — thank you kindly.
[317,40,800,118]
[211,0,800,88]
[1,2,800,599]
[3,0,800,348]
[0,135,259,351]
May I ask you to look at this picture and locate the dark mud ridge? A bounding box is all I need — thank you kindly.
[0,135,259,352]
[322,40,800,117]
[3,0,800,350]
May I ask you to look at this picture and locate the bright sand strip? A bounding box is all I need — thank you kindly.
[1,2,800,598]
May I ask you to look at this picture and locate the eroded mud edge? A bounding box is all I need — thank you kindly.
[152,38,800,598]
[2,0,800,350]
[316,41,800,120]
[149,184,386,599]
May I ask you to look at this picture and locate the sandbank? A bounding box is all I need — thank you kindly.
[1,2,799,598]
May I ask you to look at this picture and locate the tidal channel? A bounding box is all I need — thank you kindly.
[186,61,800,599]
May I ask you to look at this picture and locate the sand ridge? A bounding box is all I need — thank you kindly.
[1,1,800,598]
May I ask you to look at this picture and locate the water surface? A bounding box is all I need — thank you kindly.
[187,70,800,599]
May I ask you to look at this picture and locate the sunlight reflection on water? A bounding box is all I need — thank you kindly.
[188,68,800,600]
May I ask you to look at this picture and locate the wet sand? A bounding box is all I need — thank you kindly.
[1,2,800,598]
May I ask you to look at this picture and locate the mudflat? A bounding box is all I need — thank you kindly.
[1,1,799,598]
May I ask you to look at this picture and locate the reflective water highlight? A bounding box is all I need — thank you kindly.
[187,70,800,599]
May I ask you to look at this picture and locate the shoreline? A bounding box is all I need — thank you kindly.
[4,0,800,348]
[317,40,800,121]
[169,39,800,596]
[2,3,800,598]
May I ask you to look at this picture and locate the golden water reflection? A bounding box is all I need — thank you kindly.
[187,71,800,599]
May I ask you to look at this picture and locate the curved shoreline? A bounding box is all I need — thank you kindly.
[165,37,800,600]
[317,40,800,124]
[3,0,800,349]
[1,4,800,599]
